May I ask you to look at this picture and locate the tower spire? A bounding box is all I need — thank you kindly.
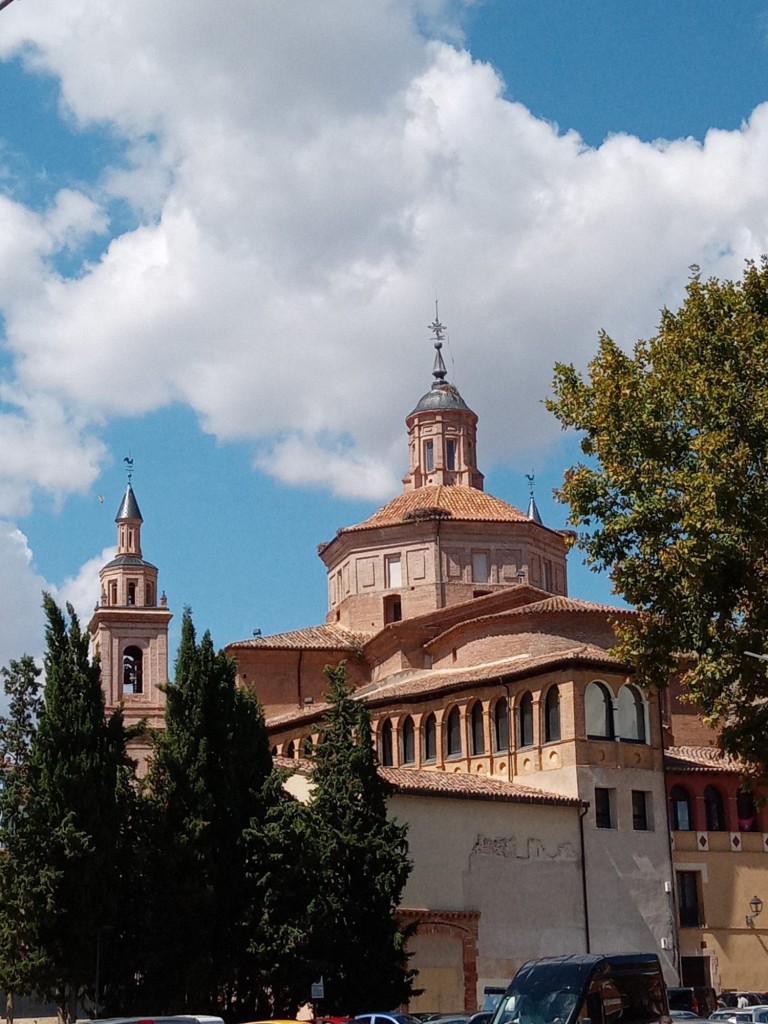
[402,308,484,491]
[428,301,448,386]
[526,472,543,525]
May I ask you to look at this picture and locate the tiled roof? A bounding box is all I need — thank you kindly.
[506,595,633,617]
[264,643,626,728]
[426,596,632,648]
[379,766,582,806]
[269,757,580,807]
[665,745,742,773]
[358,643,624,703]
[338,485,532,533]
[228,624,373,651]
[267,701,331,728]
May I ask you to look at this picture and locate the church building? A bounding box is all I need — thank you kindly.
[225,318,678,1007]
[90,318,768,1008]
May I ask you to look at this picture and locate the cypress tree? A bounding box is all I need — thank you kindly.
[142,608,275,1015]
[8,595,138,1024]
[0,655,47,1024]
[307,663,416,1014]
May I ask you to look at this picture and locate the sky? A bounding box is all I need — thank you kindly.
[3,0,768,673]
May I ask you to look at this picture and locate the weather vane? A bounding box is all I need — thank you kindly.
[124,455,134,483]
[525,472,535,498]
[428,298,445,342]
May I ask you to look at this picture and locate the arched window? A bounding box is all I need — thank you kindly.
[737,790,757,832]
[380,719,394,767]
[585,681,615,739]
[494,698,509,752]
[285,739,295,758]
[544,686,561,742]
[670,784,693,830]
[617,684,647,742]
[401,717,415,764]
[518,691,534,748]
[122,646,143,694]
[127,581,136,606]
[301,737,312,758]
[470,702,485,755]
[445,706,462,758]
[704,785,727,831]
[423,713,437,763]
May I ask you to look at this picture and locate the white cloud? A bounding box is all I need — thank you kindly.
[56,546,115,625]
[0,523,48,668]
[1,0,768,511]
[258,435,401,501]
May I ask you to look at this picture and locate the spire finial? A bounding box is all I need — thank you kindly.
[428,301,448,385]
[124,454,134,484]
[526,472,543,525]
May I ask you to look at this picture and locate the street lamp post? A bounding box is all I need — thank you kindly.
[94,925,114,1018]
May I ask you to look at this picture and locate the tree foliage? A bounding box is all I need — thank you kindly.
[141,608,278,1016]
[1,596,139,1024]
[0,655,48,1023]
[306,663,415,1014]
[547,258,768,771]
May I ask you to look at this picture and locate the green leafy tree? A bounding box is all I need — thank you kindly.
[10,595,138,1024]
[239,772,317,1018]
[306,663,416,1014]
[547,258,768,771]
[0,655,48,1023]
[141,608,276,1016]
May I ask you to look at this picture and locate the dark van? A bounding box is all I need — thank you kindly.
[667,987,718,1018]
[491,953,672,1024]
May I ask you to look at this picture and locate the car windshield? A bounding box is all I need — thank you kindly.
[493,962,591,1024]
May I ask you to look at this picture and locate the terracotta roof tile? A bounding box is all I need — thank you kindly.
[339,485,532,533]
[267,701,331,728]
[664,745,742,773]
[380,766,581,805]
[228,624,373,651]
[264,644,626,729]
[426,596,632,648]
[270,757,580,807]
[507,595,633,617]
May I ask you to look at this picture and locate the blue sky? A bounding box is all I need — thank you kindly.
[2,0,768,670]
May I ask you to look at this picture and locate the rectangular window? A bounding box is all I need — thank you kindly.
[472,551,489,583]
[445,439,456,470]
[677,871,702,927]
[385,554,402,588]
[543,559,553,590]
[632,790,650,830]
[594,787,614,829]
[424,439,434,472]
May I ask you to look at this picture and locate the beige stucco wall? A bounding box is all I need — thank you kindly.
[389,792,586,1009]
[674,829,768,992]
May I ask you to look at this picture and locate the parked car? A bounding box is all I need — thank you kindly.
[709,1011,755,1024]
[494,953,671,1024]
[90,1018,200,1024]
[668,987,718,1018]
[670,1013,709,1022]
[354,1015,423,1024]
[720,997,768,1009]
[710,1010,768,1024]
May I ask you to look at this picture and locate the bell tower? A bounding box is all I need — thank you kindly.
[402,311,484,491]
[90,464,172,738]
